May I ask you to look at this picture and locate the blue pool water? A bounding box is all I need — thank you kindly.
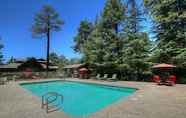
[21,81,136,117]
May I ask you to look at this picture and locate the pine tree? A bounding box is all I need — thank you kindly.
[73,0,151,80]
[100,0,126,63]
[73,20,93,53]
[123,33,151,80]
[102,0,126,33]
[8,56,15,64]
[121,0,151,80]
[49,52,68,70]
[31,5,64,75]
[126,0,144,33]
[144,0,186,65]
[85,22,106,63]
[49,52,59,65]
[73,0,126,64]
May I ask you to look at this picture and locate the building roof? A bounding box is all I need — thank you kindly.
[0,63,21,69]
[40,64,59,69]
[14,58,52,63]
[63,64,84,69]
[0,58,58,70]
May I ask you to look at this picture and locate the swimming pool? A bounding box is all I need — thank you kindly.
[21,81,137,117]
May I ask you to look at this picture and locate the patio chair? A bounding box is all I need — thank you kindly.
[101,74,108,80]
[166,75,176,86]
[58,73,64,79]
[152,75,161,85]
[0,77,8,85]
[107,74,117,81]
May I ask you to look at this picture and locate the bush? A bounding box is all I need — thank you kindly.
[88,63,153,81]
[176,76,186,84]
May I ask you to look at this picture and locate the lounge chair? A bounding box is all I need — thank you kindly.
[107,74,117,81]
[58,73,64,79]
[101,74,108,80]
[12,75,17,81]
[8,75,17,81]
[0,77,8,85]
[96,74,101,80]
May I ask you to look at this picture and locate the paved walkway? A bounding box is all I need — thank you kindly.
[0,78,186,118]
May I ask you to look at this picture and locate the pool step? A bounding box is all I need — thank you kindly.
[41,92,63,113]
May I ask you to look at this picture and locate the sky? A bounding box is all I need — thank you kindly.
[0,0,151,62]
[0,0,106,62]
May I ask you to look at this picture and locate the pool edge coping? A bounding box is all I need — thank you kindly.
[18,79,139,90]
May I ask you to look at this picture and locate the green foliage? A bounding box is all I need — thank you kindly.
[125,0,144,33]
[173,48,186,68]
[83,24,105,63]
[49,52,59,65]
[86,0,126,64]
[144,0,186,83]
[73,0,185,82]
[144,0,186,66]
[31,5,64,74]
[121,0,151,81]
[73,0,152,80]
[122,32,152,80]
[49,52,68,70]
[69,58,81,64]
[73,20,93,53]
[102,0,126,32]
[74,0,126,64]
[7,56,16,64]
[31,5,64,37]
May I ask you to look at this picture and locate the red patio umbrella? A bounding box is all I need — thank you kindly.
[152,63,177,86]
[79,68,88,71]
[79,68,89,79]
[152,63,176,68]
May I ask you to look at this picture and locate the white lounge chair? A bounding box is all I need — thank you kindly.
[101,74,108,80]
[58,73,64,79]
[0,77,8,85]
[107,74,117,81]
[12,75,17,81]
[96,74,101,80]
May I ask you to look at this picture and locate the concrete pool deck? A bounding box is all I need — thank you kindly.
[0,78,186,118]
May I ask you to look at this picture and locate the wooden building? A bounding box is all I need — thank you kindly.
[0,58,58,72]
[63,64,86,78]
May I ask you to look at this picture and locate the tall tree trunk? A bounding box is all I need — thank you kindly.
[114,24,118,34]
[46,29,50,77]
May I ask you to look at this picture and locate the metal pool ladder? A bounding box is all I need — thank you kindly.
[41,92,63,113]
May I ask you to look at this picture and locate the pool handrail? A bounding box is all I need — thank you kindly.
[42,92,63,113]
